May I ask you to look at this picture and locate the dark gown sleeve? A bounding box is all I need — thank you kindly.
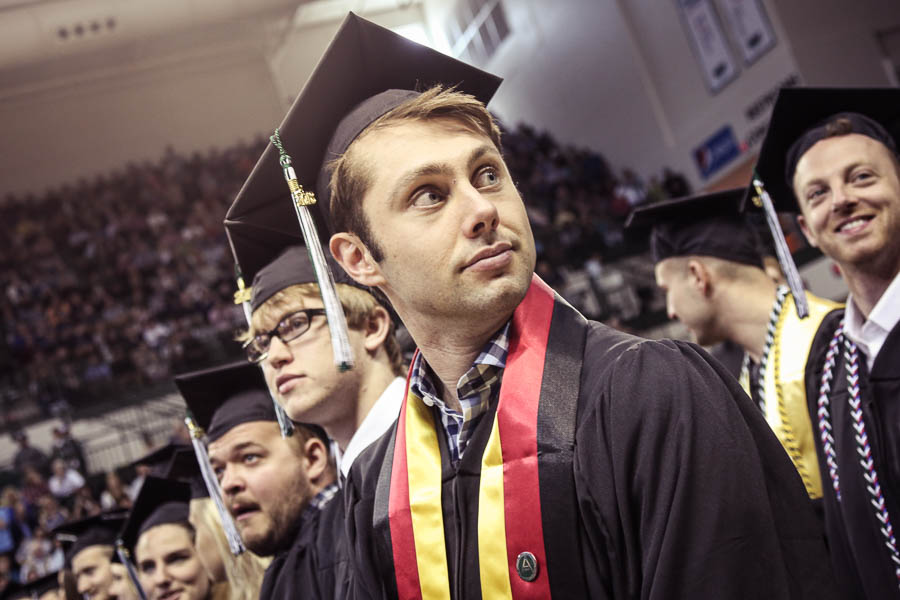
[258,507,323,599]
[573,329,840,599]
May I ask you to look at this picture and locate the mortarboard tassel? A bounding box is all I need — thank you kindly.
[752,175,809,319]
[115,543,149,600]
[234,266,295,438]
[185,415,246,555]
[270,129,354,371]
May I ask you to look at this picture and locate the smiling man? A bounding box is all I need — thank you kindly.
[226,14,837,600]
[752,87,900,600]
[176,362,337,599]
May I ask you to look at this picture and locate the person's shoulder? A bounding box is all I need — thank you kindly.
[345,419,397,499]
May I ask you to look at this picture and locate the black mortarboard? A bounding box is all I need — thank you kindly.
[626,188,763,268]
[224,12,502,283]
[224,13,501,372]
[119,476,191,555]
[748,87,900,213]
[250,245,360,311]
[130,442,189,477]
[175,361,275,444]
[1,571,59,600]
[166,448,208,500]
[744,87,900,318]
[54,511,127,564]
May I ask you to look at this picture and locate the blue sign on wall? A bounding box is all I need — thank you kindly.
[693,125,741,179]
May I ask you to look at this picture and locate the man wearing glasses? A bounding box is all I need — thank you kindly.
[239,245,406,479]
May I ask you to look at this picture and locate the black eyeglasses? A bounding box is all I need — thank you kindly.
[244,309,327,363]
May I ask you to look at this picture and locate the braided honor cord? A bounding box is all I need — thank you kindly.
[741,285,790,414]
[817,320,900,589]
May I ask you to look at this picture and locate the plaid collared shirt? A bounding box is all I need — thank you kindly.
[310,482,339,510]
[409,322,510,465]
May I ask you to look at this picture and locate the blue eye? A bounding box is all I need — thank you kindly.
[410,188,444,207]
[474,167,500,188]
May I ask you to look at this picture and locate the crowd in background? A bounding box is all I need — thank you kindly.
[0,123,690,432]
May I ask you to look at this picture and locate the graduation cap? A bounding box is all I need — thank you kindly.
[1,571,59,600]
[224,11,502,373]
[118,476,191,555]
[626,188,764,268]
[175,361,277,556]
[130,442,188,477]
[53,511,127,565]
[166,447,209,500]
[744,87,900,318]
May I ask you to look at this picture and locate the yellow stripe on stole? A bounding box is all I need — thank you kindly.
[478,414,514,599]
[405,393,451,600]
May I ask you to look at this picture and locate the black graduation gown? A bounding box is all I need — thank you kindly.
[260,492,348,600]
[345,320,839,599]
[806,310,900,600]
[709,338,746,380]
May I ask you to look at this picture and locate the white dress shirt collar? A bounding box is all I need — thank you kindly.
[339,376,406,478]
[844,271,900,370]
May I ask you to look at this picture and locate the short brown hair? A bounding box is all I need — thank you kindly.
[823,116,854,138]
[240,282,403,375]
[327,85,503,260]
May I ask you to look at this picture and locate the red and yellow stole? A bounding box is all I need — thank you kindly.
[388,276,559,599]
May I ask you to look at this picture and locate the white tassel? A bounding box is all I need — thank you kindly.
[752,178,809,319]
[185,417,246,555]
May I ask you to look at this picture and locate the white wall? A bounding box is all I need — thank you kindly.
[0,26,284,197]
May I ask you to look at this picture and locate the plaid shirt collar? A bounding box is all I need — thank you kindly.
[309,482,339,510]
[409,322,510,464]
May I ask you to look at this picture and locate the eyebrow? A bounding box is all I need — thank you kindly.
[388,143,500,205]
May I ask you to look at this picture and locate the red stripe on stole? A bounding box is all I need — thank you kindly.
[389,358,422,600]
[499,275,554,597]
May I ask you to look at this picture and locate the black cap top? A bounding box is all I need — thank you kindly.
[166,448,208,500]
[119,476,192,554]
[224,11,502,283]
[175,361,275,443]
[750,87,900,213]
[250,245,359,311]
[1,571,59,600]
[130,442,189,477]
[53,511,127,564]
[626,188,764,267]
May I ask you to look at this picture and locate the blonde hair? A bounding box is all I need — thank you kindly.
[241,282,403,375]
[328,85,503,260]
[189,498,270,600]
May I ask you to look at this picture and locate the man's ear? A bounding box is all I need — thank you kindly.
[302,437,330,485]
[363,306,391,354]
[330,233,385,288]
[687,258,712,296]
[796,214,819,248]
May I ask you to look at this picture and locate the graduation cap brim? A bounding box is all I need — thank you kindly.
[626,188,763,267]
[747,87,900,213]
[2,572,59,599]
[224,11,503,284]
[166,448,209,500]
[175,361,275,442]
[130,442,189,477]
[53,511,127,563]
[119,476,192,554]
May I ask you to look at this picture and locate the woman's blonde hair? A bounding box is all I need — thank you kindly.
[189,498,270,600]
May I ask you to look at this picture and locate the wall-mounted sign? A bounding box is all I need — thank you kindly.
[719,0,777,64]
[694,125,741,179]
[677,0,738,93]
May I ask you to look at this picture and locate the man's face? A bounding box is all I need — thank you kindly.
[654,258,720,346]
[207,421,313,556]
[794,133,900,276]
[72,545,114,600]
[258,298,365,425]
[346,119,536,327]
